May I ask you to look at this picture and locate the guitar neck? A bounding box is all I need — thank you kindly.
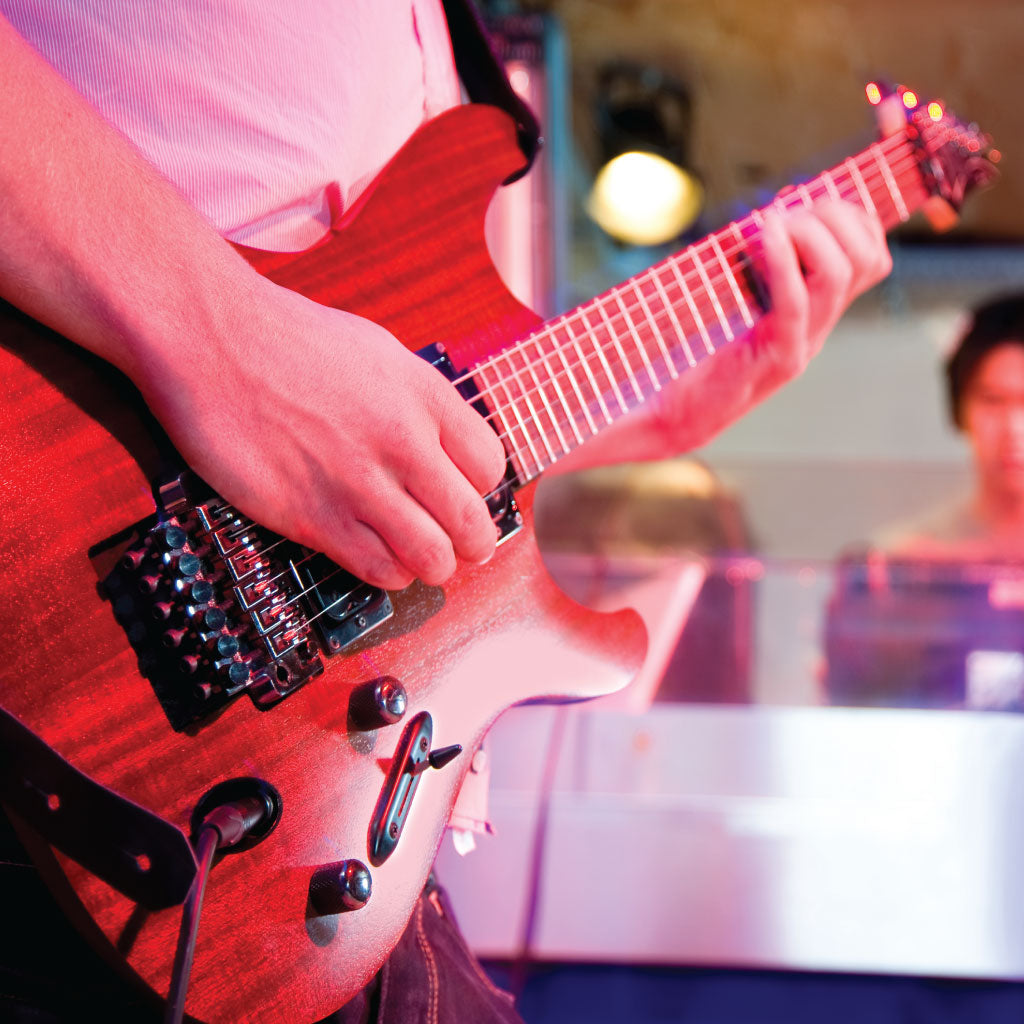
[470,129,928,483]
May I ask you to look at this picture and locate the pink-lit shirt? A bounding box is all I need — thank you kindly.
[2,0,460,251]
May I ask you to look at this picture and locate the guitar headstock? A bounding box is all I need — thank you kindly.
[867,81,1000,231]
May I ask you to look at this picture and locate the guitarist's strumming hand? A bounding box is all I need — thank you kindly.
[554,199,891,471]
[139,279,509,592]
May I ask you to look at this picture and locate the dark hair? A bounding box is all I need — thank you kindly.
[946,293,1024,428]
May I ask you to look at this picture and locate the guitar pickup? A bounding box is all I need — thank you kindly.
[291,553,393,654]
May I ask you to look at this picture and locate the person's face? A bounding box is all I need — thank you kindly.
[961,341,1024,502]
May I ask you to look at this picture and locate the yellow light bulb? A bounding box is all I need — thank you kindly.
[587,151,703,247]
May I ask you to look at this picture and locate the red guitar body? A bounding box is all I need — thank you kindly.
[0,104,646,1023]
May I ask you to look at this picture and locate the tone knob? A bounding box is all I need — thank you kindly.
[309,860,372,915]
[349,676,408,729]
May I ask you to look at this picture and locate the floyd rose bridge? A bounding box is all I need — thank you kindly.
[103,341,522,731]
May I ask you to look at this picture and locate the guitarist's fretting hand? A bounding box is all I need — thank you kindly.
[0,16,888,589]
[554,200,891,472]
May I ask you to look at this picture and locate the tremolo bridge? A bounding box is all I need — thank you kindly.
[106,473,395,730]
[105,344,522,730]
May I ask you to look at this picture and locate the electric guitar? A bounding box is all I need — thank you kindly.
[0,87,997,1022]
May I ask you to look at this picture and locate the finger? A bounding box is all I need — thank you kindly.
[438,397,508,496]
[405,452,497,565]
[318,517,416,591]
[772,207,854,348]
[811,201,892,296]
[352,479,459,586]
[759,208,812,344]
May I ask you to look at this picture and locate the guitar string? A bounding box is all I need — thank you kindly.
[209,139,931,637]
[464,149,921,455]
[453,132,917,403]
[465,149,925,472]
[242,146,922,615]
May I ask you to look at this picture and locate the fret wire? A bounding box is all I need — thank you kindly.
[666,254,715,355]
[869,142,910,221]
[473,363,535,480]
[689,242,734,344]
[726,221,767,320]
[518,338,572,456]
[608,285,660,395]
[530,331,585,447]
[628,278,674,387]
[560,315,615,426]
[648,265,692,372]
[497,348,557,466]
[577,304,631,415]
[795,183,815,208]
[547,321,600,437]
[709,230,754,330]
[595,287,646,403]
[821,171,843,202]
[844,157,877,216]
[484,360,546,477]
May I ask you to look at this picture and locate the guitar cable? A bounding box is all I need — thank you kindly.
[163,796,271,1024]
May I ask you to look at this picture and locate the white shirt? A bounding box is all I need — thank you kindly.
[2,0,460,250]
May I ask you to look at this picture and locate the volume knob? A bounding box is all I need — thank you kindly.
[349,676,408,729]
[309,860,372,915]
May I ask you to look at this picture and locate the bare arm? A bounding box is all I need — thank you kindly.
[0,16,506,590]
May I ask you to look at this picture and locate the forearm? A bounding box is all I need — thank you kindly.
[0,16,265,388]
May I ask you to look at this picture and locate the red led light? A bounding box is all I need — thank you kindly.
[902,90,918,109]
[865,82,882,105]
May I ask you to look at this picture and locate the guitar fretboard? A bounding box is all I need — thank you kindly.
[470,131,929,482]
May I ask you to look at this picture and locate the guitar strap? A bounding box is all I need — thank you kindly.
[441,0,542,182]
[0,704,197,909]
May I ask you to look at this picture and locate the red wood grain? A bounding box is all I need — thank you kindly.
[0,104,646,1023]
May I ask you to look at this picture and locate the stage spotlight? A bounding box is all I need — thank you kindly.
[586,64,703,246]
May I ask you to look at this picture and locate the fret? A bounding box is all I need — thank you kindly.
[726,220,766,322]
[473,362,538,480]
[548,321,600,437]
[498,348,558,465]
[595,287,646,404]
[647,265,691,372]
[518,337,572,456]
[709,230,754,330]
[611,285,661,394]
[869,142,910,222]
[796,183,815,208]
[689,242,734,343]
[529,330,585,447]
[821,171,843,202]
[560,314,615,426]
[577,303,631,415]
[666,254,715,355]
[628,278,673,387]
[844,157,877,217]
[511,342,569,458]
[479,360,545,478]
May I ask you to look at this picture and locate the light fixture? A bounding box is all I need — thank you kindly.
[586,64,703,246]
